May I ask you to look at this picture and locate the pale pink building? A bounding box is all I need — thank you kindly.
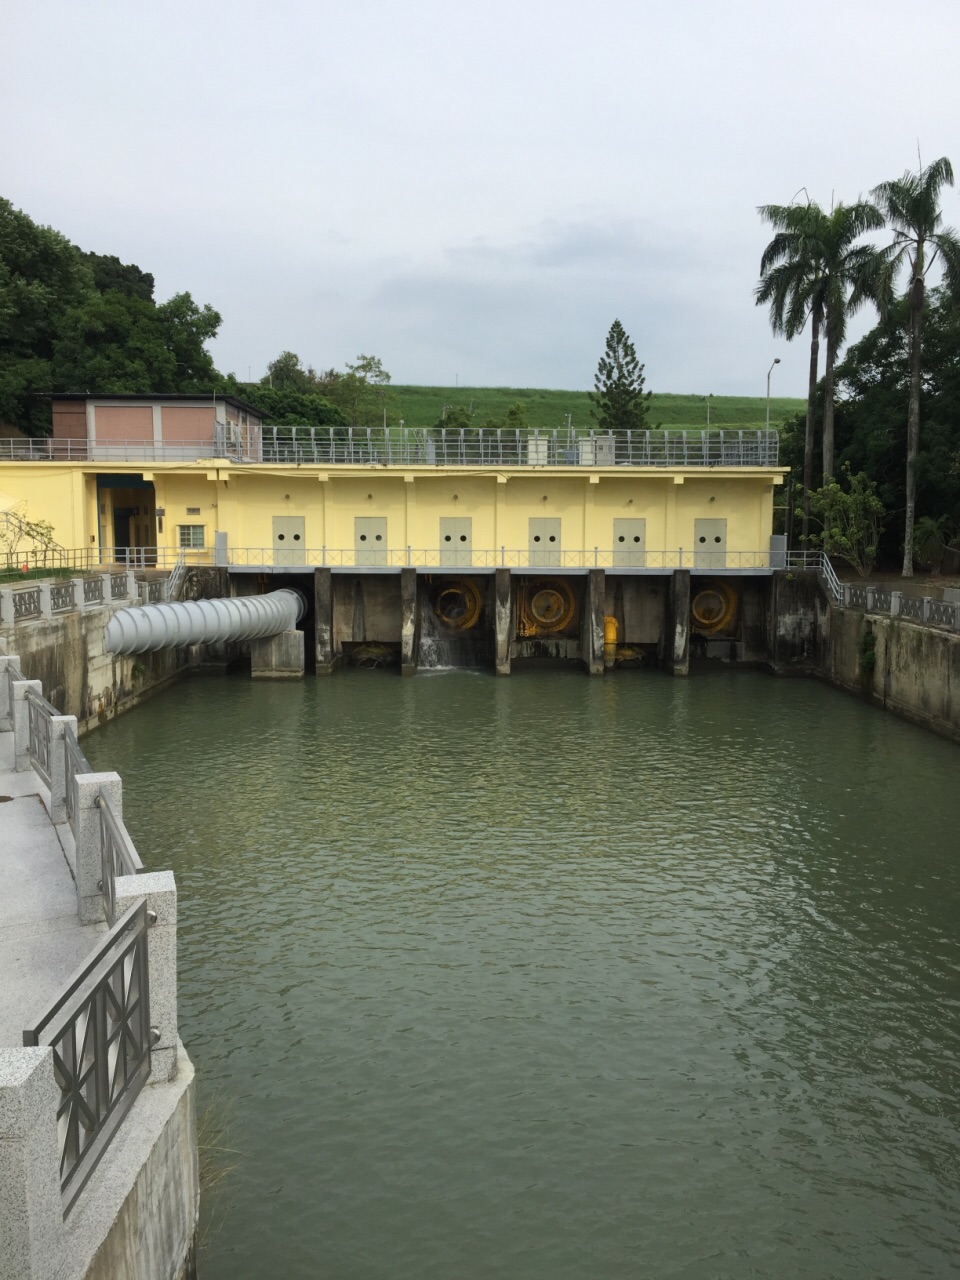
[50,394,263,460]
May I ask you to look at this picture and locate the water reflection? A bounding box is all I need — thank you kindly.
[85,669,960,1280]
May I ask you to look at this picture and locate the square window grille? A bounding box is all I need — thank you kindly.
[186,507,201,516]
[178,525,205,548]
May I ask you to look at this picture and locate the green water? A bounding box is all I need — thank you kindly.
[84,669,960,1279]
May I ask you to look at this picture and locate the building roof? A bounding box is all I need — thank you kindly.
[48,392,266,417]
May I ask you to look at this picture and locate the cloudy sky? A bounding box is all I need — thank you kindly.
[3,0,959,399]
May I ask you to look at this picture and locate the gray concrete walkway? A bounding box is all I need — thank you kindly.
[0,730,104,1047]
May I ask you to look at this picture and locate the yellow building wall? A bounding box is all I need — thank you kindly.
[0,462,784,560]
[0,467,86,547]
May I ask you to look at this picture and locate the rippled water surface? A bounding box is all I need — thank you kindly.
[85,669,960,1279]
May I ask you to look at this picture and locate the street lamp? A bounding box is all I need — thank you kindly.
[765,358,781,430]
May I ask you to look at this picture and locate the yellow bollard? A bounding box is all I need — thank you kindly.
[603,615,619,669]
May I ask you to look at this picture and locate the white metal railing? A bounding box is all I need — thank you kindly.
[785,550,844,604]
[164,551,187,602]
[0,427,782,468]
[220,547,783,571]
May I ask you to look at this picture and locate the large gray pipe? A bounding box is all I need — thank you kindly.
[105,590,305,655]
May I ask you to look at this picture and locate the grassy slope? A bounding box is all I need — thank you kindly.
[388,387,805,432]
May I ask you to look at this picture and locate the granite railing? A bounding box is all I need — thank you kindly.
[839,584,960,633]
[0,570,139,627]
[0,644,179,1253]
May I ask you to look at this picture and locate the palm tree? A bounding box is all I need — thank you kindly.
[871,158,960,576]
[755,202,824,541]
[817,204,886,483]
[755,200,883,540]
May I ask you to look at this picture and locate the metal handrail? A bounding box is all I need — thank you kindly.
[219,546,782,571]
[785,550,843,604]
[23,898,154,1213]
[98,789,144,927]
[164,550,187,601]
[25,685,59,788]
[63,725,92,831]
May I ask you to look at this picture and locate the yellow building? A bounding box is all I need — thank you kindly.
[0,395,788,675]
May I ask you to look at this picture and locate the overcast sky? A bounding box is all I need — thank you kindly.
[3,0,960,401]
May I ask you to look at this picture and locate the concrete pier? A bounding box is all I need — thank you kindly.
[400,568,418,677]
[314,567,337,674]
[250,628,305,678]
[494,569,512,676]
[584,569,605,676]
[663,570,691,675]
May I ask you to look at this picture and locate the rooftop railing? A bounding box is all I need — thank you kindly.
[0,427,782,468]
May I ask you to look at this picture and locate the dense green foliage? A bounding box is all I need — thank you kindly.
[871,157,960,574]
[780,288,960,565]
[589,320,652,433]
[757,157,960,572]
[0,197,222,433]
[805,465,885,577]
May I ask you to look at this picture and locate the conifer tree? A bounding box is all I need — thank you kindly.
[589,320,652,433]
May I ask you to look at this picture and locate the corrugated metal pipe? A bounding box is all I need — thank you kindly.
[105,590,305,655]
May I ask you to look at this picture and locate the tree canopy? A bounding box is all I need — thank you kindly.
[871,156,960,574]
[589,320,651,434]
[779,287,960,565]
[0,197,223,433]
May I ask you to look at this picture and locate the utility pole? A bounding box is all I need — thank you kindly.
[766,359,781,430]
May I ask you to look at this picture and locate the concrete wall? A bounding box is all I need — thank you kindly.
[762,571,960,743]
[0,607,197,732]
[765,571,829,671]
[823,607,960,744]
[0,569,233,731]
[68,1054,198,1280]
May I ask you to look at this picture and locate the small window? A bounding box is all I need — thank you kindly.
[178,525,205,548]
[186,507,201,516]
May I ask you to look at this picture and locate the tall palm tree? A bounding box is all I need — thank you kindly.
[817,203,886,483]
[755,202,824,541]
[755,200,883,540]
[871,157,960,575]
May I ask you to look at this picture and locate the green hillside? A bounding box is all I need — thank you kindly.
[388,387,804,433]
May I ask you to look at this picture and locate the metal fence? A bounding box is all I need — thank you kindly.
[12,585,42,620]
[22,899,154,1213]
[0,427,782,469]
[259,426,781,468]
[83,576,104,605]
[26,686,59,787]
[64,725,91,830]
[50,581,76,613]
[218,546,782,572]
[98,789,144,926]
[928,599,960,628]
